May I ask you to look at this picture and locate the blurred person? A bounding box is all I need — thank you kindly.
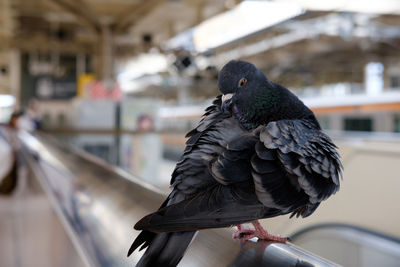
[8,110,22,128]
[0,111,21,194]
[138,114,154,131]
[0,134,15,194]
[132,114,162,186]
[26,99,42,130]
[17,100,41,132]
[14,111,34,132]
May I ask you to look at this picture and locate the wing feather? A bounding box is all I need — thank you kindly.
[256,119,342,216]
[135,184,282,233]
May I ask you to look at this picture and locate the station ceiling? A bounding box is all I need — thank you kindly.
[1,0,400,96]
[0,0,230,55]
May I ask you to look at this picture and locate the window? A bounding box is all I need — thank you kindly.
[390,76,400,89]
[394,115,400,133]
[344,118,373,131]
[57,113,67,128]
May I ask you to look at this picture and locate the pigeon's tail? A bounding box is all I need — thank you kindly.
[128,230,196,267]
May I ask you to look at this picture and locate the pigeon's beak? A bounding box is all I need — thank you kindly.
[221,93,234,112]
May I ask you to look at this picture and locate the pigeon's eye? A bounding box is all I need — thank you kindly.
[238,78,247,88]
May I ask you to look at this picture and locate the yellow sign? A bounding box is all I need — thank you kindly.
[77,74,95,97]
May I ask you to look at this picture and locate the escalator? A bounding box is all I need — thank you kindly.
[291,223,400,267]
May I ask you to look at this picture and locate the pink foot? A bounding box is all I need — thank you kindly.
[252,221,287,243]
[232,221,287,243]
[232,224,256,239]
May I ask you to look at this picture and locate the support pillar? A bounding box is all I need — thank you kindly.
[94,22,114,83]
[10,49,20,109]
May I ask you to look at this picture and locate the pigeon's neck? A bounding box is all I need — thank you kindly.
[234,89,280,130]
[275,85,318,124]
[234,84,318,130]
[232,105,259,130]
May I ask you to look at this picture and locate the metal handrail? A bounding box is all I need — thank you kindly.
[16,130,339,267]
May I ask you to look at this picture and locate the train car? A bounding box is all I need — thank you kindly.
[159,91,400,133]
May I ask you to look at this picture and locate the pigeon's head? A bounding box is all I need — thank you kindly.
[218,60,267,94]
[218,60,278,124]
[218,60,314,129]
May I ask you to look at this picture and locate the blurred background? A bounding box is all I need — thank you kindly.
[1,0,400,266]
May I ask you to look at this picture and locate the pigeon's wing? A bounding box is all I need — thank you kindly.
[135,182,282,233]
[168,95,239,204]
[208,133,258,185]
[253,119,342,218]
[169,95,228,188]
[181,95,226,158]
[136,125,283,233]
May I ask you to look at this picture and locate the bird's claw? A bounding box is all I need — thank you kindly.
[232,225,255,239]
[232,223,287,243]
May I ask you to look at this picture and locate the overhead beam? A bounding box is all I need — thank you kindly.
[11,36,94,54]
[211,12,400,67]
[50,0,100,33]
[113,0,165,34]
[74,0,100,24]
[99,23,113,81]
[0,0,15,43]
[269,0,400,15]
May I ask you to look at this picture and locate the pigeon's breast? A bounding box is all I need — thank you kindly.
[170,114,247,200]
[189,115,247,164]
[202,114,247,148]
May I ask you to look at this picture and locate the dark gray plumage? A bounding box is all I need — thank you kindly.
[128,60,342,267]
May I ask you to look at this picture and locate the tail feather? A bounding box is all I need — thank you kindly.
[128,230,196,267]
[127,230,156,256]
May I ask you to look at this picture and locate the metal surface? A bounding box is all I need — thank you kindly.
[16,130,339,267]
[291,224,400,267]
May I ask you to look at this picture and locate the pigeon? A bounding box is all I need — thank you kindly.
[128,60,342,267]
